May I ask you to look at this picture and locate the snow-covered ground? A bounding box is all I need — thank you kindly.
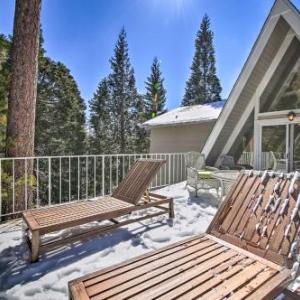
[0,182,219,300]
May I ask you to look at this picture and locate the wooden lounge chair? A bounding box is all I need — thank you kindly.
[23,159,174,262]
[69,170,300,299]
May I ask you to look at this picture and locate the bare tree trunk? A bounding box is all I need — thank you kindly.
[6,0,41,214]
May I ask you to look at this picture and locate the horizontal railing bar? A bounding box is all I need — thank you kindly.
[0,152,187,220]
[0,153,186,161]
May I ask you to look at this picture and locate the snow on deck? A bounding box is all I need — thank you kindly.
[0,182,298,299]
[0,182,219,300]
[143,100,225,127]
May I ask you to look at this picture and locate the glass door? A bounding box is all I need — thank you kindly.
[261,125,288,172]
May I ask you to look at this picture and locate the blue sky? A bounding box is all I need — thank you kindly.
[1,0,300,110]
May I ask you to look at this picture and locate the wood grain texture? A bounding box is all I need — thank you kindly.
[68,235,290,300]
[23,160,170,262]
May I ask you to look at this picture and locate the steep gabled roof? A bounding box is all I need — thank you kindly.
[202,0,300,165]
[142,100,225,128]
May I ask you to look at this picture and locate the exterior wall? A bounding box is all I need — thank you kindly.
[149,121,215,153]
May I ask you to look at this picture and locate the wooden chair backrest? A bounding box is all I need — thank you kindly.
[112,159,165,205]
[207,170,300,268]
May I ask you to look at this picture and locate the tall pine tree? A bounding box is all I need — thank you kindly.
[182,14,221,106]
[0,33,86,156]
[88,78,111,154]
[108,28,140,153]
[36,56,86,155]
[144,57,167,119]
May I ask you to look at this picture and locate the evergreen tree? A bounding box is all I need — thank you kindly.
[89,78,111,154]
[0,33,86,157]
[108,28,140,153]
[36,56,86,155]
[144,57,167,118]
[182,14,222,106]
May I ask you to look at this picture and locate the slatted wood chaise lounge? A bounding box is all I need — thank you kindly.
[23,159,174,262]
[69,170,300,300]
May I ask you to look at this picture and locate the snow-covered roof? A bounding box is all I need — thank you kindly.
[143,100,226,128]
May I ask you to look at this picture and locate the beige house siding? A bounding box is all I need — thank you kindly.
[149,121,215,153]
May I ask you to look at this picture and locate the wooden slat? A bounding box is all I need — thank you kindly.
[200,262,267,300]
[206,172,244,234]
[70,282,90,300]
[40,210,168,253]
[83,236,208,287]
[112,160,165,205]
[246,269,291,300]
[227,268,278,300]
[129,253,244,300]
[90,247,231,299]
[243,177,278,241]
[232,177,264,235]
[226,174,258,234]
[86,240,219,296]
[207,234,282,271]
[217,174,249,232]
[37,197,170,234]
[269,191,298,254]
[175,259,255,299]
[259,179,290,249]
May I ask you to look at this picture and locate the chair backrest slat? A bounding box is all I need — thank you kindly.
[112,159,165,205]
[208,170,300,268]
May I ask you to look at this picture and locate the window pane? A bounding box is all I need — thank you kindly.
[261,125,287,171]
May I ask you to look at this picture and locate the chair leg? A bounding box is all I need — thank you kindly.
[169,199,175,219]
[31,230,40,263]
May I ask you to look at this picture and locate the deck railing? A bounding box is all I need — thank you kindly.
[238,151,274,169]
[0,153,186,219]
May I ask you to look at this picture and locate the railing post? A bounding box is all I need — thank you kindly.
[25,159,28,210]
[0,160,2,219]
[109,156,112,194]
[12,159,15,212]
[94,156,96,198]
[116,155,119,186]
[77,157,80,200]
[48,157,51,206]
[102,156,105,196]
[86,156,88,200]
[59,157,62,203]
[36,158,39,207]
[69,157,71,202]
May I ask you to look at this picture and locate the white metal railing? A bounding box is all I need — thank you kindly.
[0,153,186,220]
[238,152,274,169]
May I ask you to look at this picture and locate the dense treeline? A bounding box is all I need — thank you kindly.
[88,29,167,154]
[0,29,168,156]
[1,14,222,156]
[0,34,86,157]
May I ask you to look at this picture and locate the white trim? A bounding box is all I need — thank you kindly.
[257,116,300,125]
[201,13,281,158]
[220,30,295,157]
